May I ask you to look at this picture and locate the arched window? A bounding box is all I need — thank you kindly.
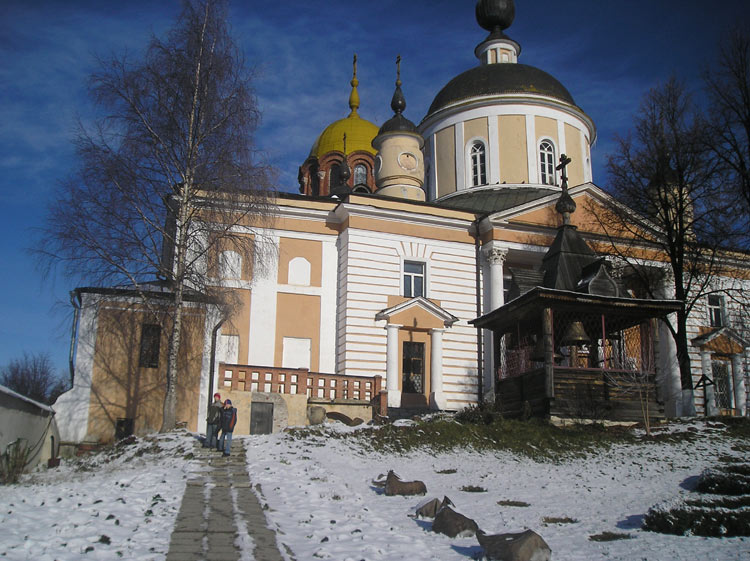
[329,164,342,189]
[469,141,487,187]
[353,164,367,187]
[539,140,556,185]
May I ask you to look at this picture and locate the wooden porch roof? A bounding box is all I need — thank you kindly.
[471,286,683,333]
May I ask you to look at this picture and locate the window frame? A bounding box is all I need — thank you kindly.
[466,138,488,187]
[403,260,426,298]
[707,294,725,327]
[353,163,368,187]
[539,139,556,186]
[138,323,161,369]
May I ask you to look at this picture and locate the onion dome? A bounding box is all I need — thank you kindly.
[424,0,580,121]
[309,55,379,159]
[377,56,420,136]
[427,64,576,116]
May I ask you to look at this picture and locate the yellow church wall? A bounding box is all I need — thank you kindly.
[464,117,488,144]
[86,303,205,443]
[274,293,321,371]
[206,233,255,281]
[345,194,475,221]
[273,216,340,236]
[436,126,457,197]
[278,237,322,287]
[564,123,585,187]
[498,115,529,184]
[344,215,474,244]
[389,306,446,330]
[386,295,443,309]
[535,116,558,147]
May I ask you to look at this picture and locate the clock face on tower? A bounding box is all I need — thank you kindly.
[398,152,418,171]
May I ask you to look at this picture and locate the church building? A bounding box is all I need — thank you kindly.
[54,0,750,445]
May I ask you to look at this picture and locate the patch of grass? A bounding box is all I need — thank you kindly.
[350,416,632,461]
[543,516,578,525]
[685,495,750,509]
[460,485,486,493]
[696,468,750,495]
[643,505,750,537]
[722,464,750,476]
[589,531,631,542]
[497,500,530,507]
[435,468,457,474]
[706,416,750,439]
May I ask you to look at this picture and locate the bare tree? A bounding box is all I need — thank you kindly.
[37,0,274,431]
[1,352,68,405]
[703,28,750,220]
[593,77,737,415]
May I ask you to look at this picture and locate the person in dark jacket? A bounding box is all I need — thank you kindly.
[204,392,222,449]
[218,399,237,456]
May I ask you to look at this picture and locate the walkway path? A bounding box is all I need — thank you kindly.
[166,440,287,561]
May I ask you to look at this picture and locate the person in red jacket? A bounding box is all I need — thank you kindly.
[218,399,237,457]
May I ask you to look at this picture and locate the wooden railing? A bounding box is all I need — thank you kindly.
[218,363,383,402]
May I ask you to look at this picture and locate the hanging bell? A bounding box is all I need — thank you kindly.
[561,321,590,346]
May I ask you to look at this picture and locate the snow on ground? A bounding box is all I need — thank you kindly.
[1,431,203,560]
[1,421,749,561]
[247,421,750,561]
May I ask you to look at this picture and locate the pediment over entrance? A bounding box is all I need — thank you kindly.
[375,297,458,329]
[692,327,749,355]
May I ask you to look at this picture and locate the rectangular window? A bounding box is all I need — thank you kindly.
[402,342,425,394]
[403,261,425,298]
[708,295,724,327]
[138,324,161,368]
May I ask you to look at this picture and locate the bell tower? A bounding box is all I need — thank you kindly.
[372,57,425,201]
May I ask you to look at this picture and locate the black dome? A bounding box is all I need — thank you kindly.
[378,114,419,135]
[426,63,576,118]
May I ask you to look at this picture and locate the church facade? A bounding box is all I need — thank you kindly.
[54,0,749,444]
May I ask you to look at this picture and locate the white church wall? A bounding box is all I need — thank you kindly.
[335,226,480,408]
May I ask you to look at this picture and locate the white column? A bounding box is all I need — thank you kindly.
[701,350,717,417]
[318,239,337,373]
[487,248,507,311]
[655,267,684,417]
[482,247,507,401]
[430,328,447,410]
[248,235,279,365]
[732,353,746,416]
[385,323,402,408]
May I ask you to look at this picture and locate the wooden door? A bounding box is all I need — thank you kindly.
[250,402,274,434]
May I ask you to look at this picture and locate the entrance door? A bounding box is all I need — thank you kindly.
[712,359,733,414]
[402,341,425,394]
[250,402,274,434]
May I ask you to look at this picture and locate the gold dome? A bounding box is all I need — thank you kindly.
[309,54,378,159]
[309,114,379,159]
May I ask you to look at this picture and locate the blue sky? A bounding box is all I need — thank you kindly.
[1,0,748,377]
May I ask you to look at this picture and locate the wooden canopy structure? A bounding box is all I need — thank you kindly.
[471,287,683,421]
[472,155,683,422]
